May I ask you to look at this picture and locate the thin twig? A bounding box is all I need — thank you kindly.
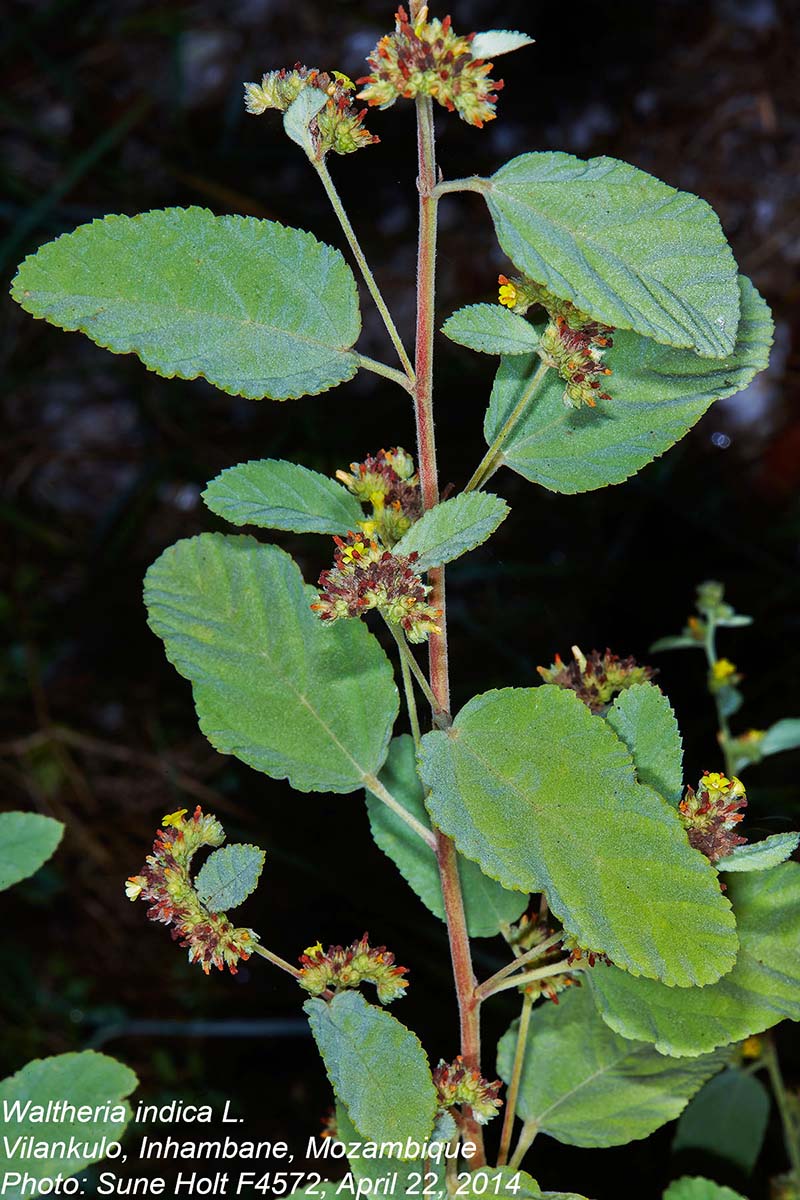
[464,360,550,494]
[355,353,414,392]
[475,932,565,1000]
[384,617,445,717]
[497,993,533,1167]
[481,959,577,1000]
[363,772,437,850]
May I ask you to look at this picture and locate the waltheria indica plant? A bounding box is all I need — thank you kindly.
[10,4,800,1197]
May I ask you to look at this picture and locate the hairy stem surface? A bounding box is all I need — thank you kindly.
[497,992,533,1167]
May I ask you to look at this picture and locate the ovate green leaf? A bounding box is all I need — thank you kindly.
[497,986,725,1148]
[484,277,772,494]
[334,1103,446,1194]
[202,459,363,534]
[663,1179,747,1200]
[0,1052,138,1184]
[144,534,398,793]
[717,832,799,873]
[606,684,683,806]
[393,493,509,571]
[441,304,540,355]
[0,812,64,892]
[195,843,265,912]
[672,1069,769,1175]
[305,991,437,1145]
[11,208,361,400]
[365,736,528,937]
[587,862,800,1056]
[419,686,736,986]
[761,718,800,757]
[482,152,739,356]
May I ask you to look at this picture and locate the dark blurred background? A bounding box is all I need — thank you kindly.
[2,0,799,1196]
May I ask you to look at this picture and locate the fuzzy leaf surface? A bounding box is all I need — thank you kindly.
[606,684,684,806]
[663,1180,747,1200]
[587,861,800,1056]
[482,152,739,356]
[497,986,725,1148]
[194,844,265,912]
[202,459,363,534]
[10,208,361,400]
[672,1069,769,1175]
[441,304,540,355]
[484,277,771,494]
[0,812,64,892]
[419,686,736,986]
[716,831,799,873]
[366,736,528,938]
[305,991,437,1146]
[334,1103,446,1193]
[0,1052,138,1184]
[761,718,800,757]
[144,534,398,793]
[393,493,509,571]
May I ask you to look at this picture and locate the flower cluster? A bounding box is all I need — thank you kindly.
[125,808,258,975]
[358,6,503,128]
[679,772,748,863]
[312,531,441,644]
[537,646,656,714]
[336,447,421,548]
[298,933,409,1004]
[709,657,742,693]
[498,274,615,408]
[244,66,378,156]
[433,1057,503,1124]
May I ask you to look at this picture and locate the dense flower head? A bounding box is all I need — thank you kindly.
[312,531,441,643]
[358,6,503,128]
[125,807,258,975]
[433,1057,503,1124]
[709,656,742,692]
[537,646,656,713]
[336,447,421,548]
[679,772,748,863]
[298,933,409,1004]
[243,65,378,156]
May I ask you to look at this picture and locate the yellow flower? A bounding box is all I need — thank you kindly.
[162,808,188,828]
[713,658,738,683]
[741,1035,763,1059]
[304,942,324,958]
[498,274,518,308]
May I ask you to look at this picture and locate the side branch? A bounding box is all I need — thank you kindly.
[363,772,438,850]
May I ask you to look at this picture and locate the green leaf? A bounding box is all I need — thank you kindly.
[393,493,510,571]
[484,277,772,494]
[717,832,799,873]
[284,88,328,154]
[663,1179,747,1200]
[586,862,800,1056]
[194,843,265,912]
[497,986,726,1149]
[305,991,437,1146]
[0,1052,138,1185]
[334,1103,446,1193]
[651,636,704,653]
[366,736,528,938]
[10,208,361,401]
[458,1169,542,1197]
[419,686,736,987]
[481,152,740,356]
[606,684,684,806]
[718,686,743,718]
[471,31,535,58]
[441,304,540,355]
[0,812,64,892]
[672,1068,769,1175]
[761,718,800,757]
[202,459,363,534]
[144,534,398,793]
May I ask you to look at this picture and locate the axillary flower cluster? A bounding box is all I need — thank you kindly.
[298,934,409,1004]
[433,1058,503,1125]
[499,274,615,409]
[125,807,258,975]
[537,646,656,714]
[244,66,378,157]
[679,772,748,863]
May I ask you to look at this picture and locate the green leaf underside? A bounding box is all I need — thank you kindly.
[484,276,772,494]
[761,718,800,756]
[497,986,726,1149]
[441,304,540,355]
[144,534,398,793]
[606,684,684,806]
[305,991,437,1147]
[663,1179,747,1200]
[366,736,528,938]
[717,831,799,873]
[484,151,740,356]
[419,686,736,987]
[0,1052,138,1184]
[393,492,510,571]
[587,862,800,1056]
[202,459,363,534]
[194,843,265,912]
[672,1068,769,1175]
[0,812,64,892]
[10,208,361,401]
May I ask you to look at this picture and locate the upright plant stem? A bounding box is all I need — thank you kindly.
[314,157,415,382]
[464,360,550,494]
[704,621,735,775]
[412,87,485,1166]
[764,1036,800,1180]
[497,993,533,1167]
